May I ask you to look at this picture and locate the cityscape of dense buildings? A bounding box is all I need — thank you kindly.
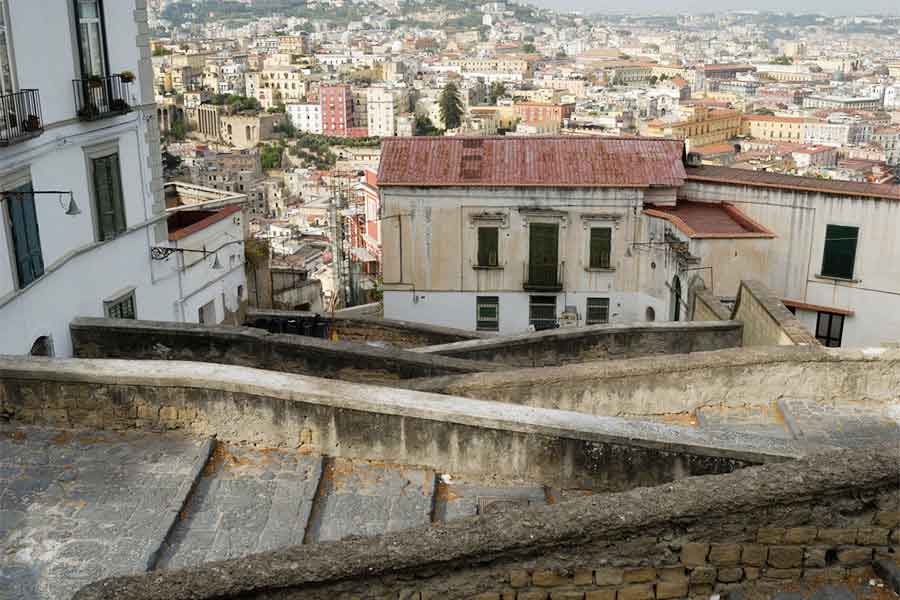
[1,2,900,599]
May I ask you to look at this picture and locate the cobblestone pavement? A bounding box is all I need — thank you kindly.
[156,443,322,568]
[0,425,211,600]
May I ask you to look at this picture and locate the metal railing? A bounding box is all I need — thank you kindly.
[0,89,43,146]
[73,74,132,121]
[523,261,564,291]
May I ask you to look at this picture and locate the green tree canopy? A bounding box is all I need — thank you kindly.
[439,82,464,130]
[488,81,506,104]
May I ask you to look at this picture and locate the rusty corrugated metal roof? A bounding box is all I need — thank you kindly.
[377,136,686,188]
[685,165,900,201]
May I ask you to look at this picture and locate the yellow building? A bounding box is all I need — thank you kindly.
[741,115,812,143]
[645,106,742,151]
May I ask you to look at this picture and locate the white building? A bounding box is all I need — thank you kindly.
[0,1,246,357]
[367,86,407,137]
[286,103,323,134]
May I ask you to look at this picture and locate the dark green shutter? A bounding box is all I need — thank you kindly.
[528,223,558,286]
[589,228,611,269]
[478,227,498,266]
[821,225,858,279]
[93,154,126,240]
[7,182,44,287]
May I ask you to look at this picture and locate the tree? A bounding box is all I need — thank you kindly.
[414,115,442,136]
[649,75,659,85]
[439,82,464,130]
[522,42,537,54]
[488,81,506,105]
[773,55,792,65]
[260,143,283,169]
[169,120,188,141]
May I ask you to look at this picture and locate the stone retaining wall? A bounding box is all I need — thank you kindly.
[406,347,898,420]
[72,445,900,600]
[0,357,810,492]
[70,317,497,384]
[411,321,743,368]
[731,280,819,347]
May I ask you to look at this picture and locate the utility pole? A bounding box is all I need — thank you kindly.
[329,176,343,309]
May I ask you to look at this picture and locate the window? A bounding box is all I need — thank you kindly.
[91,153,126,240]
[477,227,499,267]
[586,298,610,325]
[5,181,44,288]
[105,291,136,319]
[816,311,844,347]
[529,295,557,330]
[75,0,108,77]
[820,225,858,280]
[0,0,16,94]
[476,296,499,331]
[589,227,611,269]
[198,300,216,324]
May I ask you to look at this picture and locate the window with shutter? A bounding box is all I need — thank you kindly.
[6,181,44,288]
[820,224,858,280]
[586,298,610,325]
[104,291,136,319]
[589,227,611,269]
[476,296,499,331]
[92,153,126,241]
[477,227,498,266]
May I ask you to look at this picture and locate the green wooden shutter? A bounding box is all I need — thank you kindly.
[589,228,611,269]
[821,225,858,279]
[477,227,498,266]
[93,154,126,240]
[528,223,559,287]
[7,182,44,287]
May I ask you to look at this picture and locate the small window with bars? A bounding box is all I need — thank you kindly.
[104,291,136,320]
[586,297,610,325]
[589,227,612,269]
[477,226,499,267]
[529,295,557,330]
[476,296,499,331]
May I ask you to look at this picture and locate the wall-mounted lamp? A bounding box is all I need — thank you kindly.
[2,190,80,216]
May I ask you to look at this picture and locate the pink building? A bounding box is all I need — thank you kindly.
[319,84,353,137]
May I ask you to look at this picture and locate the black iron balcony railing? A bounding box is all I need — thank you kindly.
[0,89,43,146]
[523,261,564,292]
[73,74,132,121]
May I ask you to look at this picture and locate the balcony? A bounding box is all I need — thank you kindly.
[523,261,564,292]
[0,89,44,146]
[73,74,132,122]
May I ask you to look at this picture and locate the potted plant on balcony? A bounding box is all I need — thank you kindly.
[77,103,100,120]
[119,70,135,84]
[110,98,130,113]
[22,114,40,132]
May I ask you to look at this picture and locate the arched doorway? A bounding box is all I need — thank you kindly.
[671,275,682,321]
[29,336,53,357]
[646,306,656,322]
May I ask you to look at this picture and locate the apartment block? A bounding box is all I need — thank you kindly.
[320,83,353,137]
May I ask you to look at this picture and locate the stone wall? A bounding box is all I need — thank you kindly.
[73,445,900,600]
[731,280,819,347]
[0,357,809,492]
[691,288,732,322]
[407,346,899,421]
[411,321,743,368]
[246,308,485,349]
[70,318,498,384]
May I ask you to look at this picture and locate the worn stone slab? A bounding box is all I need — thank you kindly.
[0,425,210,600]
[156,444,322,568]
[433,477,548,522]
[305,458,434,543]
[777,397,900,448]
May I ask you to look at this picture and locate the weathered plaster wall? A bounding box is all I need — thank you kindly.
[0,357,811,493]
[407,347,900,420]
[70,318,497,383]
[73,445,900,600]
[732,280,819,347]
[412,321,742,368]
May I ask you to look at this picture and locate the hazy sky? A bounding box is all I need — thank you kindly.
[522,0,900,16]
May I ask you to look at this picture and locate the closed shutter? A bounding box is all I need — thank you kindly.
[477,227,498,266]
[93,154,125,240]
[7,181,44,287]
[589,228,611,269]
[528,223,558,286]
[821,225,858,280]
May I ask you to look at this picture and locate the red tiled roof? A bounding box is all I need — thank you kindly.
[685,165,900,201]
[644,200,776,239]
[378,136,686,188]
[169,205,242,241]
